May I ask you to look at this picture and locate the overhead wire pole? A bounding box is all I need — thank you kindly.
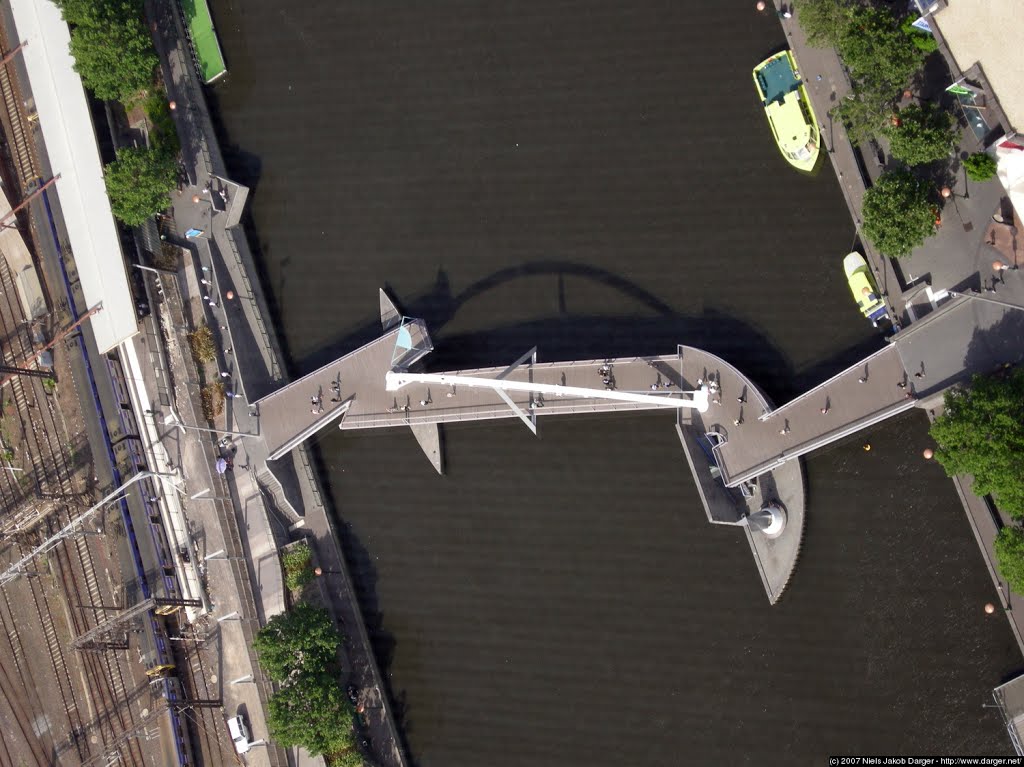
[0,172,57,231]
[0,303,103,390]
[0,470,179,586]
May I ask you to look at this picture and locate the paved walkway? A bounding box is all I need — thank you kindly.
[147,0,409,764]
[776,3,1024,659]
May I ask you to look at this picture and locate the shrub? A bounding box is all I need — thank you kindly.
[200,382,224,421]
[282,543,314,591]
[930,369,1024,518]
[187,324,216,365]
[862,170,936,258]
[964,152,998,182]
[104,147,178,226]
[885,104,956,166]
[142,92,181,156]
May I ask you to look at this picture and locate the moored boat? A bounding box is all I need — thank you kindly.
[752,50,821,172]
[843,252,888,327]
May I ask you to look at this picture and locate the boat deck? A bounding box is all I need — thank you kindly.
[756,51,799,105]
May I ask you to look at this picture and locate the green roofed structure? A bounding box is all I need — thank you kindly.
[180,0,227,83]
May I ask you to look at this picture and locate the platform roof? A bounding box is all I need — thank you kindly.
[10,0,138,352]
[933,0,1024,133]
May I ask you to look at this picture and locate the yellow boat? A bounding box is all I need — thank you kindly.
[843,252,888,327]
[753,50,821,172]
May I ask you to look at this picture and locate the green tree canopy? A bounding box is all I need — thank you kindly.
[995,527,1024,593]
[930,369,1024,518]
[834,90,892,146]
[794,0,854,48]
[253,602,341,682]
[885,104,955,166]
[53,0,142,27]
[66,9,156,102]
[104,147,177,226]
[266,674,356,756]
[836,7,924,98]
[861,169,935,258]
[964,152,998,182]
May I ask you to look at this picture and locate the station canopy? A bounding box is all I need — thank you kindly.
[10,0,138,353]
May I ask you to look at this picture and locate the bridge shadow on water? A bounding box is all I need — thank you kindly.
[296,263,893,747]
[296,263,889,406]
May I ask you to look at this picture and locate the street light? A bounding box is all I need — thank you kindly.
[162,406,257,439]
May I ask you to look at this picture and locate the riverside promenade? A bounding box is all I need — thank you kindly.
[146,0,409,765]
[773,3,1024,654]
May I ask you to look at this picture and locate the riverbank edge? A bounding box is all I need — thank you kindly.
[775,2,1024,655]
[154,1,411,764]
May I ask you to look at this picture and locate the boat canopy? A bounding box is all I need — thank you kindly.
[756,53,800,106]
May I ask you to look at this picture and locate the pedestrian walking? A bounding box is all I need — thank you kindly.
[779,426,790,435]
[820,406,829,415]
[732,418,741,426]
[913,371,924,379]
[224,348,232,354]
[857,377,866,383]
[200,278,211,286]
[897,381,907,389]
[220,371,230,378]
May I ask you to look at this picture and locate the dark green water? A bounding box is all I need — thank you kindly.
[206,2,1021,764]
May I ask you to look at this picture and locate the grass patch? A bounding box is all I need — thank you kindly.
[282,543,314,592]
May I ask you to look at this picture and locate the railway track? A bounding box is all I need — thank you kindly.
[0,23,38,191]
[0,234,146,765]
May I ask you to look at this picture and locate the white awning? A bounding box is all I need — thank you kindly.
[995,137,1024,222]
[9,0,138,352]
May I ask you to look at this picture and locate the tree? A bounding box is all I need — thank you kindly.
[930,369,1024,518]
[995,527,1024,593]
[964,152,998,182]
[836,7,924,99]
[53,0,143,27]
[68,13,157,102]
[834,90,893,145]
[104,147,177,226]
[900,17,939,54]
[266,674,356,756]
[253,602,340,682]
[795,0,853,48]
[885,104,956,166]
[861,170,935,258]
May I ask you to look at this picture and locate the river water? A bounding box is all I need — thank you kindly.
[206,2,1021,764]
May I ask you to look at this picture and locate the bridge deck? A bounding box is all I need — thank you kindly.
[256,294,1024,479]
[710,345,913,485]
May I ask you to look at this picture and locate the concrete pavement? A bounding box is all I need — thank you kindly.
[146,0,409,764]
[775,2,1024,656]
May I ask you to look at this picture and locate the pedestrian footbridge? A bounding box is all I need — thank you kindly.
[255,289,1021,484]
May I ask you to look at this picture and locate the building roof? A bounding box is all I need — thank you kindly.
[933,0,1024,134]
[10,0,138,353]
